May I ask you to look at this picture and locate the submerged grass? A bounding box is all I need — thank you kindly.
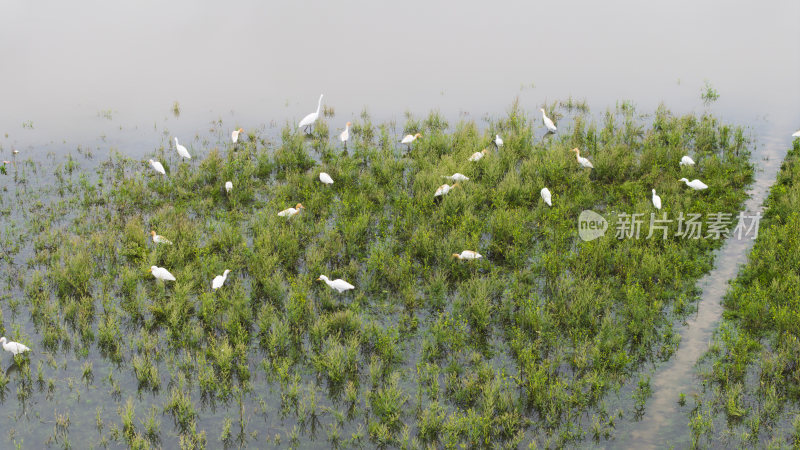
[0,99,754,448]
[693,138,800,448]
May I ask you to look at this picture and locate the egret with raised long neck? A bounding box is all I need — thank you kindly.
[299,94,324,133]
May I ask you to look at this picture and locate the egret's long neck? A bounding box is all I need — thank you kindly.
[316,96,323,114]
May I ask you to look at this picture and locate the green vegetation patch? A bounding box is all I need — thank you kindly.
[694,138,800,448]
[2,100,753,448]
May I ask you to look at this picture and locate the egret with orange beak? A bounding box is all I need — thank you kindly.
[571,148,594,169]
[278,203,305,217]
[452,250,482,260]
[232,128,244,143]
[340,122,351,149]
[401,133,421,150]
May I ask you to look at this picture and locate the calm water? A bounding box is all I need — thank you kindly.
[2,0,798,148]
[1,1,799,447]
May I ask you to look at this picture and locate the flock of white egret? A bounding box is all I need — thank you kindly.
[141,94,718,303]
[8,96,776,361]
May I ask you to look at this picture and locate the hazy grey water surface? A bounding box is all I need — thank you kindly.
[1,0,799,448]
[1,0,798,147]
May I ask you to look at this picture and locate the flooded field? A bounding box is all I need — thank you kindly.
[1,1,799,448]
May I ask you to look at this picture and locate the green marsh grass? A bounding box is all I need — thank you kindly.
[692,139,800,447]
[0,100,756,447]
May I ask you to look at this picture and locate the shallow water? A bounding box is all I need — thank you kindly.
[1,0,800,448]
[615,125,792,448]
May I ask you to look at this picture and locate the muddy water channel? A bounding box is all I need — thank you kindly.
[610,125,794,449]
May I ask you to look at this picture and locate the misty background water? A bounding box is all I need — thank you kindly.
[2,1,798,150]
[1,0,799,447]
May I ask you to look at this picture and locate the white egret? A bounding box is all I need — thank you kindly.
[232,128,244,143]
[493,135,503,149]
[571,148,594,169]
[452,250,482,260]
[0,337,30,356]
[340,122,351,148]
[678,178,708,190]
[541,188,552,206]
[540,108,557,133]
[319,172,334,185]
[317,275,354,293]
[150,230,173,245]
[679,155,696,167]
[212,269,230,290]
[299,94,323,133]
[652,189,662,209]
[174,138,191,159]
[401,133,422,149]
[225,181,233,193]
[442,173,469,182]
[278,203,305,217]
[150,266,176,281]
[434,183,458,198]
[469,149,488,162]
[149,159,166,176]
[793,130,800,137]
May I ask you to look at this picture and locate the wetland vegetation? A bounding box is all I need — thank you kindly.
[0,100,755,448]
[692,138,800,448]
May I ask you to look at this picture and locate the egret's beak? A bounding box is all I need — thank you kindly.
[316,277,322,281]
